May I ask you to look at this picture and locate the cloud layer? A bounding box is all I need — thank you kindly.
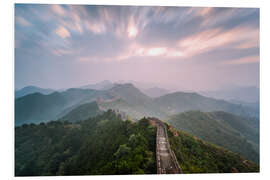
[15,4,259,90]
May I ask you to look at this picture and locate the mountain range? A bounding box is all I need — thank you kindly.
[14,82,260,174]
[15,83,259,126]
[140,87,170,98]
[78,80,114,90]
[199,86,259,103]
[15,88,113,126]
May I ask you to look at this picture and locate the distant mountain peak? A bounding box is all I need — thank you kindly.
[21,85,38,89]
[199,86,259,103]
[109,83,146,95]
[100,80,111,84]
[111,83,135,89]
[79,80,113,90]
[141,87,170,98]
[59,101,103,123]
[15,85,55,98]
[162,91,201,97]
[107,83,150,105]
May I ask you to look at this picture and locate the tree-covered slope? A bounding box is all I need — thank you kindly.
[15,88,112,125]
[167,111,259,163]
[59,102,103,123]
[107,83,152,105]
[99,98,168,120]
[141,87,170,98]
[15,92,67,126]
[15,109,259,175]
[166,124,259,173]
[154,92,258,118]
[15,110,156,176]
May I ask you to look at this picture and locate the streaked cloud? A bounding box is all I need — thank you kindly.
[51,48,74,56]
[85,21,106,34]
[127,18,138,38]
[15,4,259,90]
[199,7,213,16]
[56,26,70,38]
[15,16,31,26]
[177,25,259,57]
[223,56,259,65]
[51,4,66,16]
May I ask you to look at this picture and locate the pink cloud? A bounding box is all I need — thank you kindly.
[55,26,70,38]
[85,21,106,34]
[51,5,66,16]
[177,26,259,57]
[127,17,138,38]
[188,7,213,18]
[52,49,73,56]
[234,40,259,49]
[58,12,83,34]
[76,42,185,63]
[146,47,167,56]
[223,56,259,65]
[16,16,31,26]
[200,7,213,16]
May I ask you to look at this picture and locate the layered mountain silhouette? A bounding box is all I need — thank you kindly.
[199,86,259,103]
[59,102,103,123]
[15,83,259,125]
[78,80,114,90]
[15,88,113,126]
[15,86,55,98]
[141,87,170,98]
[14,82,260,175]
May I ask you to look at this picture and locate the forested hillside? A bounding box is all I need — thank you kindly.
[154,92,258,118]
[15,92,67,126]
[15,110,259,175]
[15,110,156,176]
[168,111,259,163]
[166,124,259,173]
[59,102,103,123]
[15,88,113,125]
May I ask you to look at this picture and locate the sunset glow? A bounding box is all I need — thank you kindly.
[15,5,259,91]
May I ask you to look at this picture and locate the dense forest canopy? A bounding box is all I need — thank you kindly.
[15,110,156,176]
[166,124,259,173]
[15,110,259,176]
[167,111,259,163]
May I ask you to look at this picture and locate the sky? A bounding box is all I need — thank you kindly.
[15,4,259,91]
